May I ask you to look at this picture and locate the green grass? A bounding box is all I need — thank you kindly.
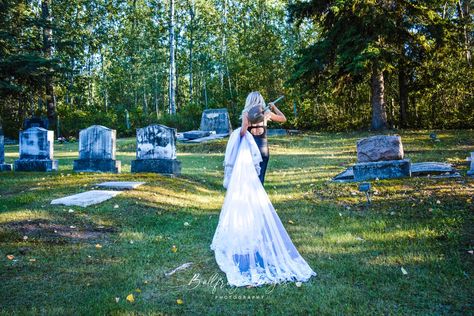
[0,129,473,315]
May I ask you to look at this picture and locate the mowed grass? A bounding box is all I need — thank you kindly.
[0,129,473,315]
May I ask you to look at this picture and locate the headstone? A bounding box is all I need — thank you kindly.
[95,181,145,190]
[73,125,121,173]
[183,130,212,140]
[356,135,404,162]
[51,190,122,207]
[131,124,181,174]
[14,127,58,171]
[468,152,474,177]
[0,129,12,171]
[23,117,49,130]
[352,135,410,181]
[200,108,232,134]
[353,159,411,181]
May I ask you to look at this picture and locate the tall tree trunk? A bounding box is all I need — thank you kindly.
[168,0,176,114]
[154,64,159,120]
[203,74,208,109]
[398,64,409,128]
[42,0,56,129]
[220,0,227,95]
[188,0,195,103]
[370,65,388,130]
[143,86,148,117]
[457,0,472,66]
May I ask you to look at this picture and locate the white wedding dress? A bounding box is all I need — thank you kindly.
[211,128,316,287]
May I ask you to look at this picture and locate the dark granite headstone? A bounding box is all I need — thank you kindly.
[73,125,121,173]
[0,129,12,171]
[14,127,58,171]
[200,109,232,134]
[23,117,49,130]
[131,124,181,175]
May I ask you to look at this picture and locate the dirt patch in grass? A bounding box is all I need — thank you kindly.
[1,219,117,243]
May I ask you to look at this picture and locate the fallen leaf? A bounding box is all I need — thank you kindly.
[29,258,36,262]
[468,250,473,255]
[69,225,76,229]
[126,294,134,303]
[6,255,14,260]
[68,209,74,213]
[401,267,408,275]
[288,220,295,224]
[115,297,120,303]
[184,222,190,227]
[95,244,102,249]
[171,245,178,253]
[295,282,302,287]
[23,236,28,240]
[135,288,141,293]
[114,204,119,209]
[176,299,183,305]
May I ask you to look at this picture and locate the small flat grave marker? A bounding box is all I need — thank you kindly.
[95,181,145,190]
[51,190,122,207]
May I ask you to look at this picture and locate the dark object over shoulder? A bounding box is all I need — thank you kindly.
[248,105,266,124]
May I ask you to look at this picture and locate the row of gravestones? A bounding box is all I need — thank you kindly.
[0,124,181,175]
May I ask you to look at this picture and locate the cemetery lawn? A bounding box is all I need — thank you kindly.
[1,129,473,315]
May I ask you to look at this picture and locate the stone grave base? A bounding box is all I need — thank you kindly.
[0,164,12,171]
[14,159,58,172]
[73,159,121,173]
[353,159,411,181]
[131,159,181,175]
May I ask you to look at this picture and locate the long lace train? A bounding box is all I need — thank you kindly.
[211,131,316,287]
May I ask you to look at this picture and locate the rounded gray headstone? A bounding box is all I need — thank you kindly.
[78,125,116,160]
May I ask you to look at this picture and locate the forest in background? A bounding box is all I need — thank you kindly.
[0,0,472,138]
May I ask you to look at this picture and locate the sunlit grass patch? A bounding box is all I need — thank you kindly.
[0,129,473,314]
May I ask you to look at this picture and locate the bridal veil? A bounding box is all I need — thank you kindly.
[211,128,316,287]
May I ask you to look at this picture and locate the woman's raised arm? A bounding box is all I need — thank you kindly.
[240,112,249,137]
[268,103,286,123]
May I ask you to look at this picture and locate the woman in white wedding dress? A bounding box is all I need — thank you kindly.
[210,92,316,287]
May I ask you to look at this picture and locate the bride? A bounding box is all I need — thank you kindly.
[210,92,316,287]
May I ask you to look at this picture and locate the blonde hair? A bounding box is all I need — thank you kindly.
[241,91,265,119]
